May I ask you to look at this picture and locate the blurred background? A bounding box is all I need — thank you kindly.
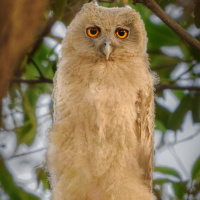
[0,0,200,199]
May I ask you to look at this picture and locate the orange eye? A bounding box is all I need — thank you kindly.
[86,27,100,37]
[116,29,128,39]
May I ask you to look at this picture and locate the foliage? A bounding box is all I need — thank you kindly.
[0,0,200,199]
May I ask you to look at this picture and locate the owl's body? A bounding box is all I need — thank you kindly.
[47,2,155,200]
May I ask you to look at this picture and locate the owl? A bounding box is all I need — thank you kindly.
[47,1,156,200]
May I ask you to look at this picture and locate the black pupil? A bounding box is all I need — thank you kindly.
[90,28,97,35]
[118,30,125,36]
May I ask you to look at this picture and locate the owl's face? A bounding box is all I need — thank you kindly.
[62,2,147,62]
[85,25,130,60]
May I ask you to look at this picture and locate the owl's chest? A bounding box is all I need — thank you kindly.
[84,82,138,128]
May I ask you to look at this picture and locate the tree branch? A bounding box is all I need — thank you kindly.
[155,85,200,93]
[133,0,200,52]
[12,78,200,93]
[7,147,46,160]
[151,63,177,70]
[11,77,53,84]
[151,60,194,70]
[172,63,197,82]
[174,128,200,146]
[157,129,200,154]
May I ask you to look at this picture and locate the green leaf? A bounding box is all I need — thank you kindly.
[36,168,50,190]
[132,3,151,20]
[172,182,188,199]
[15,89,37,146]
[150,54,180,69]
[52,61,57,74]
[191,94,200,123]
[192,157,200,180]
[155,0,177,8]
[189,47,200,62]
[155,102,171,129]
[133,2,182,53]
[173,90,185,100]
[155,118,166,132]
[28,43,55,80]
[150,55,181,86]
[153,178,172,186]
[154,167,181,179]
[0,157,39,200]
[167,95,192,131]
[156,94,200,132]
[146,21,180,51]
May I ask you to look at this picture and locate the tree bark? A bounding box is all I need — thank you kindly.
[0,0,48,105]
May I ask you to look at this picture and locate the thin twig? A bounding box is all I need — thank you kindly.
[29,57,44,78]
[155,85,200,93]
[11,77,53,84]
[157,128,200,154]
[7,147,46,160]
[151,63,177,70]
[151,60,194,70]
[175,128,200,146]
[133,0,200,52]
[172,63,197,83]
[11,77,200,92]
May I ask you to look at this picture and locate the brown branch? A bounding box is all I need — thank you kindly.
[151,60,194,70]
[7,147,46,160]
[173,63,197,82]
[133,0,200,52]
[174,128,200,146]
[12,77,200,92]
[155,85,200,93]
[151,63,177,70]
[11,77,53,84]
[157,128,200,154]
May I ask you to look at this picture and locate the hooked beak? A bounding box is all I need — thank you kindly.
[101,39,113,60]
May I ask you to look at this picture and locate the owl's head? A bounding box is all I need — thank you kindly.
[61,1,147,62]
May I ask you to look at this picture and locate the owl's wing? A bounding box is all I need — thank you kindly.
[135,88,154,190]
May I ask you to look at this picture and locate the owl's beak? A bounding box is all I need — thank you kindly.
[102,39,113,60]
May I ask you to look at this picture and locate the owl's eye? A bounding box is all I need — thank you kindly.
[116,29,128,39]
[86,27,100,37]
